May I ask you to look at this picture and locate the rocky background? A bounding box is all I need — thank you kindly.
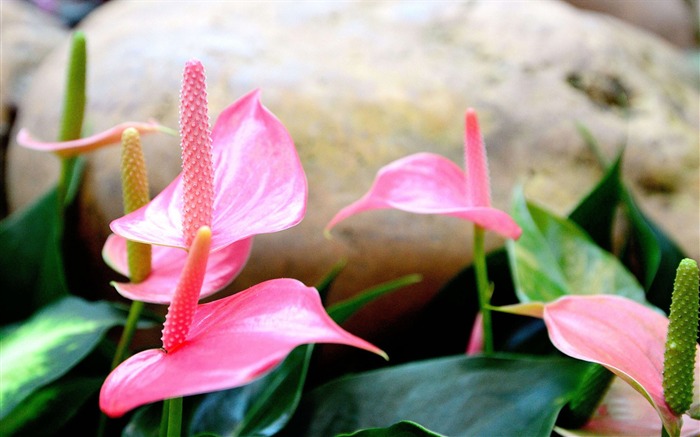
[2,0,698,341]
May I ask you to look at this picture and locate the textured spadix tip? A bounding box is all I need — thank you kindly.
[663,258,699,416]
[180,59,214,247]
[464,108,492,208]
[161,226,212,352]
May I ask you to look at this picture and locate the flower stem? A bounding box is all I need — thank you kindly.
[166,398,183,437]
[159,400,170,437]
[56,31,86,220]
[473,225,493,354]
[110,300,145,369]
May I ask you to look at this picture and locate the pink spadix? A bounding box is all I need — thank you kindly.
[179,60,215,247]
[110,61,307,253]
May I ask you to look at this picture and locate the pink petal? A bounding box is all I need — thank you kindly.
[16,121,167,158]
[110,90,307,251]
[464,109,491,207]
[99,278,386,417]
[543,295,700,436]
[102,234,252,304]
[326,152,521,239]
[557,377,700,437]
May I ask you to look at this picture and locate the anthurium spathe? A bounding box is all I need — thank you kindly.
[99,227,385,418]
[110,60,307,252]
[17,121,168,158]
[542,295,700,436]
[101,233,251,304]
[325,109,521,240]
[557,377,699,437]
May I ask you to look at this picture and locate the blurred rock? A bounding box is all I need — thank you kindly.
[7,1,699,339]
[0,0,67,136]
[565,0,698,49]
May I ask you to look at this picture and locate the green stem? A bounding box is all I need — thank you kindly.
[473,225,493,354]
[661,425,671,437]
[160,400,170,437]
[110,300,146,369]
[56,31,86,220]
[166,398,183,437]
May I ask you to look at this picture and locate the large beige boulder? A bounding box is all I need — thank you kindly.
[0,0,67,135]
[8,1,699,337]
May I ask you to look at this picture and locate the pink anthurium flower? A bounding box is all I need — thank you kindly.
[503,295,700,436]
[326,109,521,240]
[110,60,307,252]
[99,227,385,418]
[101,233,252,304]
[17,121,168,158]
[557,377,699,437]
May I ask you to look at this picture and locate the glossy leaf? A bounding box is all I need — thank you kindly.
[570,126,686,311]
[0,377,101,436]
[328,274,422,324]
[337,421,446,437]
[0,296,123,419]
[188,345,313,437]
[568,154,622,251]
[621,186,686,312]
[110,90,307,252]
[287,354,588,436]
[0,160,84,323]
[507,189,645,304]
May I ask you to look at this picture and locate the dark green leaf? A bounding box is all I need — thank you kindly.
[568,154,622,251]
[316,259,347,303]
[286,354,588,437]
[327,274,422,324]
[621,187,686,313]
[0,296,123,419]
[337,421,445,437]
[571,124,687,312]
[507,188,645,304]
[189,345,313,437]
[0,159,84,324]
[0,377,101,436]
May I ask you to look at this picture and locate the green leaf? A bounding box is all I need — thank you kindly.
[327,274,422,324]
[287,354,588,436]
[337,421,446,437]
[0,159,85,324]
[0,296,123,419]
[570,124,686,312]
[0,377,101,436]
[188,345,313,437]
[568,154,622,251]
[621,186,686,312]
[507,188,645,304]
[316,259,347,304]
